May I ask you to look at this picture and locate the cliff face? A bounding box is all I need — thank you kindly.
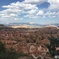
[0,26,59,56]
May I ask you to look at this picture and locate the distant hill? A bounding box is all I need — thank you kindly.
[45,23,59,28]
[5,23,45,28]
[51,23,59,27]
[0,24,5,26]
[0,24,12,29]
[0,23,59,28]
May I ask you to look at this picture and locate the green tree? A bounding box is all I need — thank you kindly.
[0,41,6,53]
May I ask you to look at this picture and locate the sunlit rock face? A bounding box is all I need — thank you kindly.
[11,25,29,28]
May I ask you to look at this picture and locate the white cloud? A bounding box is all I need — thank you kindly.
[57,12,59,15]
[29,22,35,24]
[12,13,17,16]
[2,1,38,10]
[48,0,59,5]
[45,12,56,16]
[44,11,57,18]
[37,10,44,15]
[28,9,38,15]
[24,14,39,19]
[51,16,56,18]
[0,0,59,24]
[0,11,18,18]
[48,0,59,10]
[44,11,59,18]
[14,18,23,21]
[24,0,47,4]
[0,1,38,19]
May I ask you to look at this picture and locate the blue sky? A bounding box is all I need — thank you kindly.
[0,0,59,25]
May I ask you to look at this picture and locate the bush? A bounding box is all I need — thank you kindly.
[0,41,6,53]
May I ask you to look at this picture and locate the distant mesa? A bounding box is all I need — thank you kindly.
[0,23,59,28]
[7,23,43,28]
[11,25,29,28]
[45,25,59,29]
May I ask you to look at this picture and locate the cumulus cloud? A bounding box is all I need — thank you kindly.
[0,0,59,23]
[24,14,39,19]
[45,12,56,16]
[14,18,23,21]
[37,10,44,15]
[24,0,47,4]
[28,9,38,15]
[2,1,38,10]
[48,0,59,10]
[29,22,35,24]
[44,11,59,18]
[1,1,38,19]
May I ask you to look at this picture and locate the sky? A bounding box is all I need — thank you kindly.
[0,0,59,25]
